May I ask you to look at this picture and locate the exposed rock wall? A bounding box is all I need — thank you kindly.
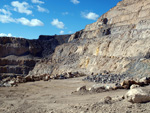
[0,35,70,79]
[29,0,150,79]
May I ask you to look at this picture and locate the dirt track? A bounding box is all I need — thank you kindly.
[0,77,150,113]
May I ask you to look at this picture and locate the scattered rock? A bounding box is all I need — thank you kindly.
[104,96,112,104]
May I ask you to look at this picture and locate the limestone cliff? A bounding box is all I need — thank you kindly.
[29,0,150,79]
[0,35,70,79]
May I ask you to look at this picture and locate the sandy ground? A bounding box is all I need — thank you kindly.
[0,77,150,113]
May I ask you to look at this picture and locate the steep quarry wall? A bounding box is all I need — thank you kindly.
[29,0,150,78]
[0,35,70,79]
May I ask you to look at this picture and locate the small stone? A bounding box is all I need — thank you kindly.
[53,101,56,103]
[105,85,113,90]
[88,87,94,91]
[8,80,16,85]
[43,75,50,81]
[130,84,140,89]
[77,85,87,92]
[127,105,132,108]
[104,96,112,104]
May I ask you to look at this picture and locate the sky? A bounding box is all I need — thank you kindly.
[0,0,121,39]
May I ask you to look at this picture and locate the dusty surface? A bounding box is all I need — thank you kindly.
[0,77,150,113]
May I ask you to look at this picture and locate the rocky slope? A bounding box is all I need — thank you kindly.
[0,35,70,80]
[29,0,150,80]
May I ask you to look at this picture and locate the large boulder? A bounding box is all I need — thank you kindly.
[125,88,150,103]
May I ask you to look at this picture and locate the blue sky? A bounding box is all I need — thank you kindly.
[0,0,121,39]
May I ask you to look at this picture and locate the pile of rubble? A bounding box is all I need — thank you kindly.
[0,72,86,87]
[0,74,51,87]
[51,72,86,79]
[82,72,128,84]
[75,77,150,93]
[75,77,150,103]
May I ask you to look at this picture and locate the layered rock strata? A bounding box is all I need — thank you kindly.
[29,0,150,80]
[0,35,70,79]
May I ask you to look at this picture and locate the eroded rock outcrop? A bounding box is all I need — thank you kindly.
[29,0,150,81]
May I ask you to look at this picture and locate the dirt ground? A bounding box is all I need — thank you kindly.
[0,77,150,113]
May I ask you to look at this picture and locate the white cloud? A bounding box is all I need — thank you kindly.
[60,30,64,34]
[11,1,32,15]
[0,9,12,16]
[62,12,69,15]
[0,15,15,23]
[0,33,12,37]
[0,8,15,23]
[31,0,44,4]
[0,8,44,27]
[37,5,49,13]
[68,31,72,34]
[51,19,65,29]
[81,12,99,20]
[71,0,80,4]
[17,17,44,26]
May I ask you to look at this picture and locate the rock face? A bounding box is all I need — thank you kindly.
[29,0,150,80]
[0,35,70,80]
[2,0,150,84]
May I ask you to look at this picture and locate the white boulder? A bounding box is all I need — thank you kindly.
[125,88,150,103]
